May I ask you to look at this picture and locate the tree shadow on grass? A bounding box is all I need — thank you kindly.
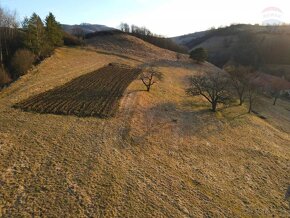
[96,50,143,63]
[136,59,197,70]
[286,185,290,208]
[130,102,221,145]
[127,89,147,94]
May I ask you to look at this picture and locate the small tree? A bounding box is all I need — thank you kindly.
[63,32,82,46]
[187,71,229,112]
[266,77,290,106]
[224,65,253,105]
[190,47,208,63]
[140,67,163,92]
[120,22,130,33]
[0,67,11,85]
[72,27,85,40]
[10,49,35,78]
[247,82,258,113]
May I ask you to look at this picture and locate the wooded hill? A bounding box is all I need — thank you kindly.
[173,24,290,81]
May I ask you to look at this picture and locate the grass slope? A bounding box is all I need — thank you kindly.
[0,38,289,217]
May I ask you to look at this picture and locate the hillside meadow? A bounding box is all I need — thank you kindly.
[0,36,289,217]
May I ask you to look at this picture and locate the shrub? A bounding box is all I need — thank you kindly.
[63,32,83,46]
[190,47,208,63]
[10,49,35,78]
[0,67,12,85]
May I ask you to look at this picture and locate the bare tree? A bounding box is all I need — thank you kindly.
[0,6,19,68]
[140,67,163,92]
[224,65,253,105]
[0,67,11,84]
[187,71,230,112]
[247,81,258,113]
[119,22,130,33]
[71,26,85,40]
[266,76,290,106]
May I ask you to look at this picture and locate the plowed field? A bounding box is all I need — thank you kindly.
[14,63,141,117]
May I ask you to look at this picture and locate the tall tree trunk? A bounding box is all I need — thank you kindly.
[211,101,217,112]
[0,33,3,69]
[239,96,244,106]
[273,93,279,105]
[248,97,252,113]
[146,85,150,92]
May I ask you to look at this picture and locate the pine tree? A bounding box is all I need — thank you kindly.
[24,13,46,58]
[45,12,63,47]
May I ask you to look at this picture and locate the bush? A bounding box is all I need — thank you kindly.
[0,67,12,85]
[190,47,208,63]
[10,49,35,78]
[63,32,83,46]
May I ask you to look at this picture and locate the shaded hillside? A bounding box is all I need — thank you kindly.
[174,24,290,80]
[171,30,209,46]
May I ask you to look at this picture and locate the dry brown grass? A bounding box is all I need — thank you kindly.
[0,40,289,217]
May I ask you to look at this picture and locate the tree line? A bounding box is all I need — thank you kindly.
[119,23,188,54]
[0,7,65,85]
[187,63,290,113]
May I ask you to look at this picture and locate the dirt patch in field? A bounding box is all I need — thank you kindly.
[14,63,141,117]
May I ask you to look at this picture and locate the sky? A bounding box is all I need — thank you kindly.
[1,0,290,37]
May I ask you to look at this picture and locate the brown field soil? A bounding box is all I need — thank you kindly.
[0,39,290,217]
[14,64,141,118]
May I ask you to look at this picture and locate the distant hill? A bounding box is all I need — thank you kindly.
[171,30,209,45]
[62,23,115,35]
[173,24,290,80]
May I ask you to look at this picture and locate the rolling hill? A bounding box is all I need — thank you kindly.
[62,23,115,35]
[173,24,290,81]
[0,32,289,217]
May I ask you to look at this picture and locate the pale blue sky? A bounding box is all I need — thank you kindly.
[1,0,290,37]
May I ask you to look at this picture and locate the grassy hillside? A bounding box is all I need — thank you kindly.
[174,24,290,80]
[85,31,180,61]
[0,34,289,217]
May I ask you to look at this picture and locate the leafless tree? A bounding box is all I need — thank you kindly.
[0,67,11,84]
[119,22,130,33]
[187,71,230,112]
[71,26,85,40]
[266,77,290,106]
[0,6,19,68]
[224,65,253,105]
[140,67,163,92]
[247,81,258,113]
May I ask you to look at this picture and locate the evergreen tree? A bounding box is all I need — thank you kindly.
[190,47,208,63]
[45,12,63,47]
[24,13,46,58]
